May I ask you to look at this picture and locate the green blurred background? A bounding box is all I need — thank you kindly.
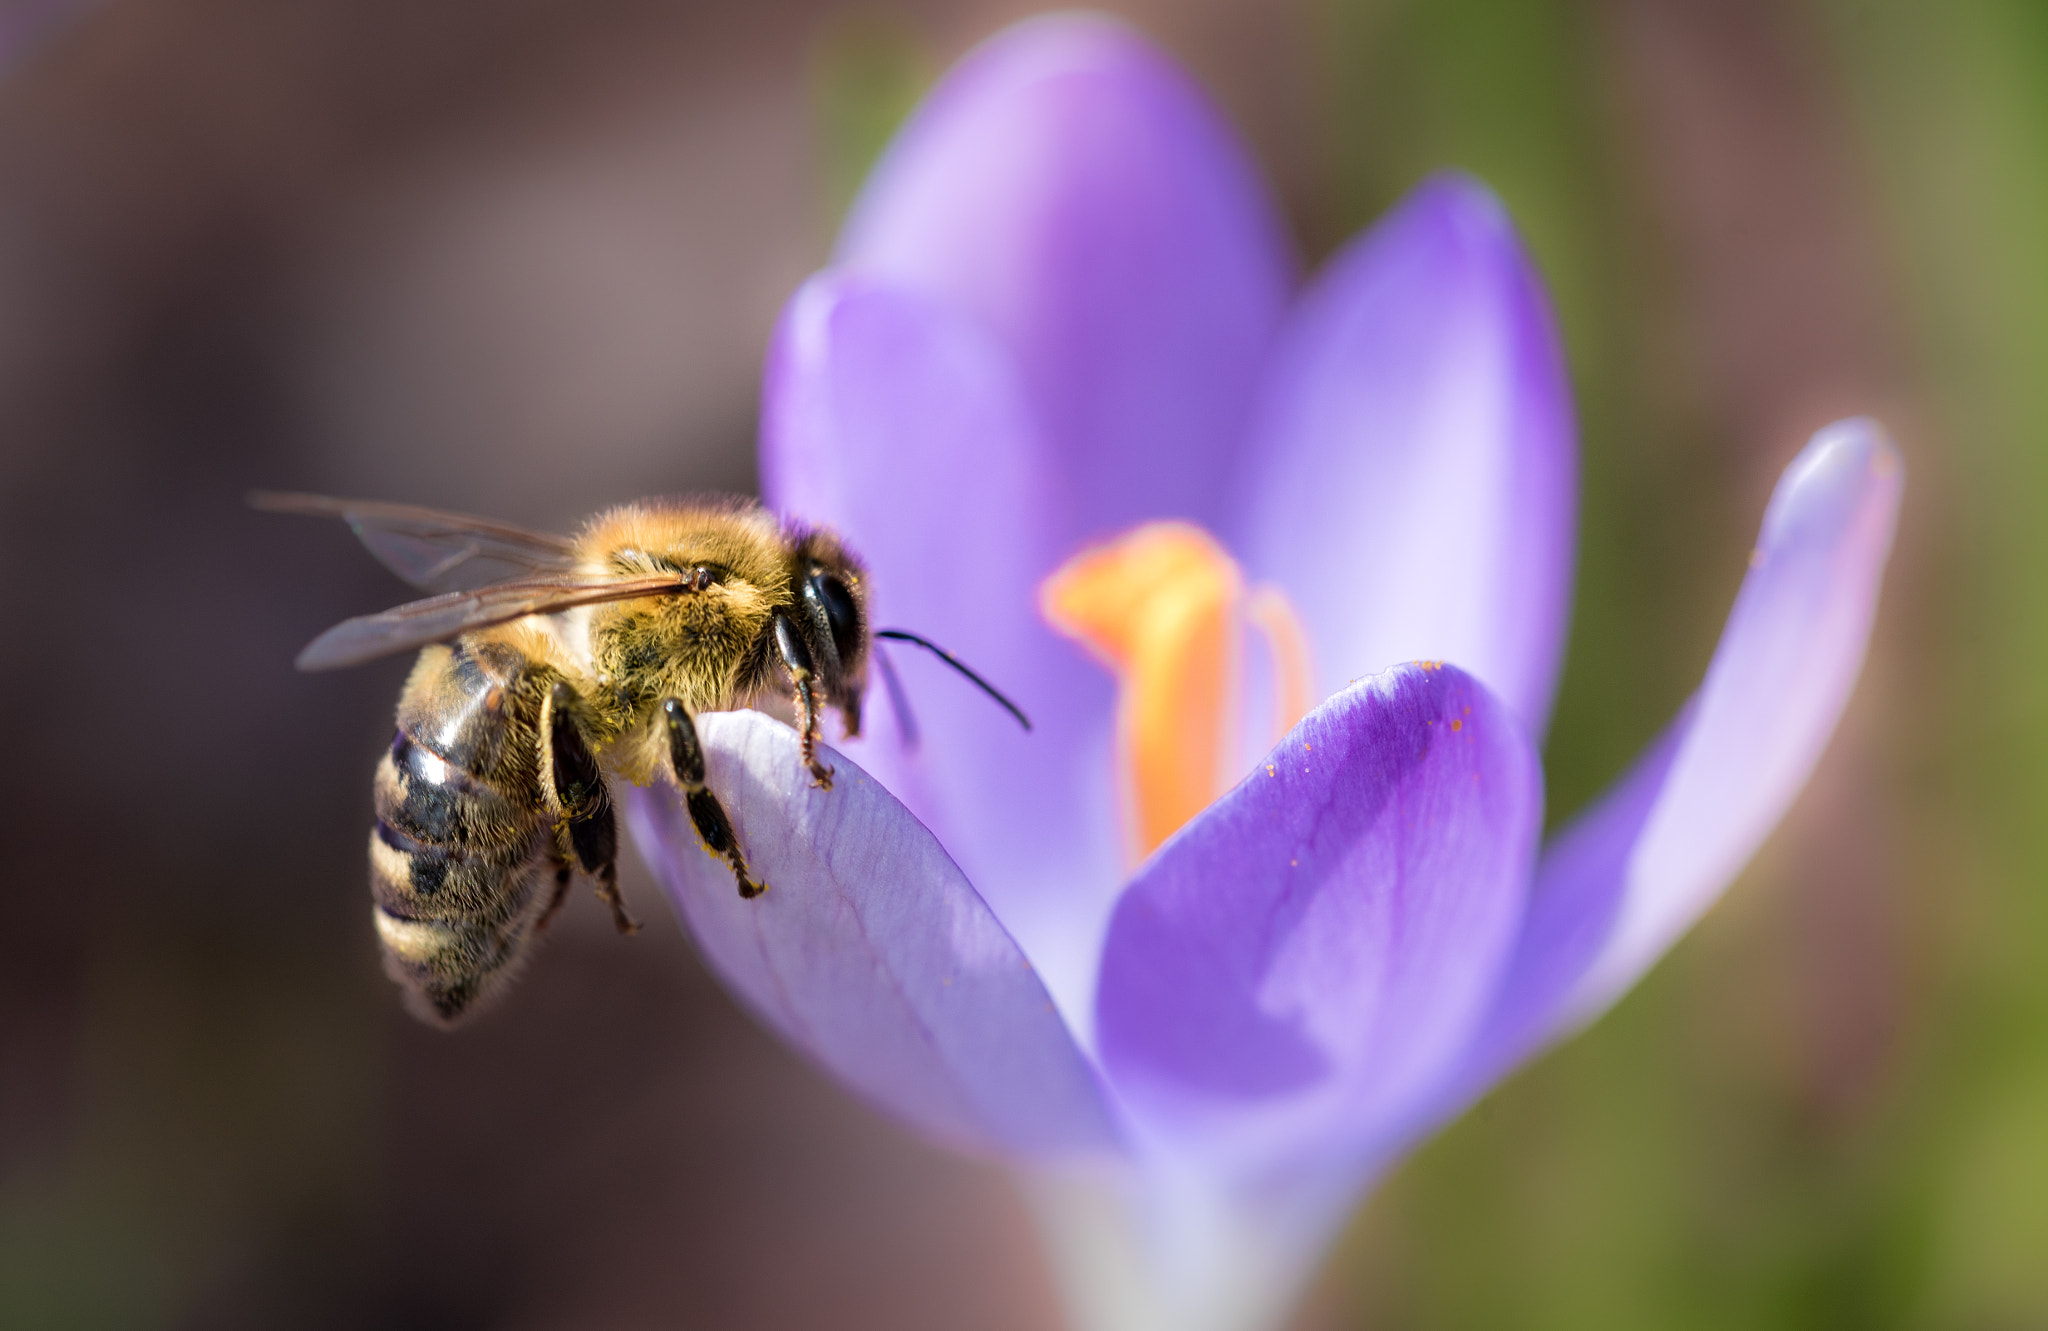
[0,0,2039,1326]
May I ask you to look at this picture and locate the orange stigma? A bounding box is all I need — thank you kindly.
[1041,522,1315,862]
[1246,585,1314,746]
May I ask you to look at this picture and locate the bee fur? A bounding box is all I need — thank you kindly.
[280,494,873,1025]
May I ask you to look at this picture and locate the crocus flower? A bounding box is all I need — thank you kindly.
[621,14,1902,1331]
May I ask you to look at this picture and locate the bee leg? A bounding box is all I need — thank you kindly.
[532,852,574,935]
[772,612,834,789]
[662,699,765,899]
[794,677,831,789]
[547,681,641,936]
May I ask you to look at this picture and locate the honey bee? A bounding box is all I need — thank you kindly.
[255,491,1027,1025]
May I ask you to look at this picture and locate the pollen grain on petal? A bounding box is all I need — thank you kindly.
[1041,521,1244,860]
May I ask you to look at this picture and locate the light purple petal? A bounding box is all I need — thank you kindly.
[836,12,1293,535]
[622,710,1123,1159]
[1444,418,1903,1106]
[1227,174,1578,736]
[1094,662,1542,1178]
[761,271,1122,1032]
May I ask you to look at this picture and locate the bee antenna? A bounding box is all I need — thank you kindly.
[874,630,1032,733]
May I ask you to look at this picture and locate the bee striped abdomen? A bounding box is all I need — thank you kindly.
[369,639,554,1024]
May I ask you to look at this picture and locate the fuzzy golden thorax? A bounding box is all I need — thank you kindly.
[572,501,791,732]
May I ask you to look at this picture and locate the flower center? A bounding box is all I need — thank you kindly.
[1041,522,1315,862]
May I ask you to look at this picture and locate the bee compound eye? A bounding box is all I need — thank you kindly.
[813,573,861,663]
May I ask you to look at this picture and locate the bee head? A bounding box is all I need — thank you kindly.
[784,524,871,739]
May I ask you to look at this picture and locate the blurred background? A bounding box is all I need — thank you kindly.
[0,0,2037,1326]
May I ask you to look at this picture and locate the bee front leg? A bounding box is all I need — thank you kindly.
[545,681,640,935]
[772,612,834,789]
[661,700,766,899]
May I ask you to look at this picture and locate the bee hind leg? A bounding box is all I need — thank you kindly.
[533,853,574,935]
[546,681,641,935]
[661,699,765,899]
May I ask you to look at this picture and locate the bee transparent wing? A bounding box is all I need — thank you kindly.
[249,491,581,591]
[295,573,690,671]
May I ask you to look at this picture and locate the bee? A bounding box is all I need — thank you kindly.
[255,491,1028,1025]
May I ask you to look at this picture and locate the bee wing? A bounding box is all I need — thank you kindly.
[295,573,690,671]
[249,491,581,591]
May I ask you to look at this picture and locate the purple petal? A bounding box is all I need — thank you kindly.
[1095,662,1542,1177]
[761,271,1123,1030]
[622,710,1123,1159]
[1226,174,1578,735]
[836,12,1293,535]
[1445,418,1903,1106]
